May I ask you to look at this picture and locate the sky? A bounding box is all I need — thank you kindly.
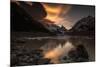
[66,4,95,24]
[42,2,95,29]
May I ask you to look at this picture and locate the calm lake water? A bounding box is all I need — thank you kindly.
[12,35,95,64]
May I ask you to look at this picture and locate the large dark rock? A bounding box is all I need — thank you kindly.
[68,45,89,62]
[60,44,89,63]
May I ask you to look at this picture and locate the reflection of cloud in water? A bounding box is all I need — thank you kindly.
[21,36,94,63]
[43,41,75,63]
[37,36,94,63]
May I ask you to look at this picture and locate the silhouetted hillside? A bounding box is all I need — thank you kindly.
[11,2,49,32]
[11,2,67,35]
[70,16,95,32]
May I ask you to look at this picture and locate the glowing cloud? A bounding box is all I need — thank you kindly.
[42,3,72,29]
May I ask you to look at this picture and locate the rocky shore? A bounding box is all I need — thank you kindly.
[11,44,52,66]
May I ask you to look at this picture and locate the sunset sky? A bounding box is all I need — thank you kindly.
[11,1,95,30]
[42,2,95,29]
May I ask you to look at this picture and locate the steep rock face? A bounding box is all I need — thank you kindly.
[70,16,95,32]
[17,1,47,20]
[11,2,48,32]
[11,2,67,35]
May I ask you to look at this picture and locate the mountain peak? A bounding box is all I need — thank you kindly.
[70,16,95,32]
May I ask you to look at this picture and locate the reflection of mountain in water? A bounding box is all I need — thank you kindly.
[39,36,94,63]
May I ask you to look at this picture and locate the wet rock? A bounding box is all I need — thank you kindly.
[11,45,51,66]
[68,45,89,62]
[37,58,51,64]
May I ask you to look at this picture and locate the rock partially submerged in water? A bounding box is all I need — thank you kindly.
[60,45,89,63]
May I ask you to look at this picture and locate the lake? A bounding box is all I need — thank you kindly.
[12,35,95,64]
